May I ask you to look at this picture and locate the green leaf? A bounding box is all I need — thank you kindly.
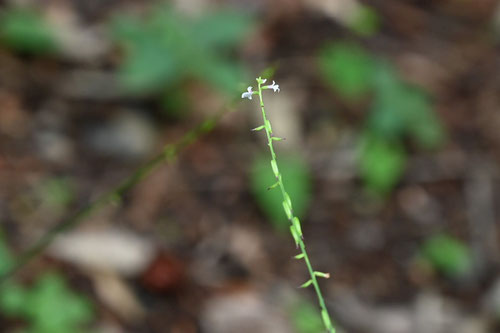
[420,234,472,278]
[319,42,374,100]
[348,5,380,37]
[252,125,265,132]
[271,160,279,177]
[359,134,406,194]
[37,178,74,209]
[267,181,280,190]
[193,10,253,49]
[299,279,313,288]
[314,271,330,279]
[321,309,334,331]
[290,300,325,333]
[120,43,179,93]
[111,4,253,95]
[0,7,57,54]
[250,154,312,230]
[292,217,303,237]
[283,200,293,220]
[0,230,13,275]
[265,119,273,133]
[24,273,93,331]
[0,282,27,316]
[370,62,444,148]
[290,225,300,248]
[198,58,246,94]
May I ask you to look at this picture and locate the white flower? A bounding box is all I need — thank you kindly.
[265,80,280,93]
[241,86,254,100]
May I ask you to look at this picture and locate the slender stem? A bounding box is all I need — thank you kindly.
[0,106,231,283]
[256,79,335,332]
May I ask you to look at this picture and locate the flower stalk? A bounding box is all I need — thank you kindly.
[243,77,335,333]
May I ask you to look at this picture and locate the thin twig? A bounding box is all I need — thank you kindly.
[1,106,232,282]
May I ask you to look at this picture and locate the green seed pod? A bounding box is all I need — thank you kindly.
[271,160,279,177]
[300,279,313,288]
[283,200,293,220]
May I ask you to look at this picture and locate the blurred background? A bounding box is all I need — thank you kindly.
[1,0,500,332]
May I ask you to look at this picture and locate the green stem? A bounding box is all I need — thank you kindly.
[0,106,231,283]
[256,79,335,333]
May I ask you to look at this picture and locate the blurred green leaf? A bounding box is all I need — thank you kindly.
[37,178,74,209]
[0,282,27,316]
[319,42,374,100]
[372,63,444,148]
[25,273,93,331]
[0,230,13,275]
[359,134,406,194]
[193,10,253,49]
[349,5,380,36]
[320,45,445,194]
[258,65,279,82]
[420,234,472,278]
[411,114,444,149]
[250,154,312,230]
[0,272,93,332]
[290,300,324,333]
[0,7,57,54]
[112,3,253,95]
[199,58,247,93]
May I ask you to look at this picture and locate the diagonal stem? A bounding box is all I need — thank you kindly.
[0,106,231,283]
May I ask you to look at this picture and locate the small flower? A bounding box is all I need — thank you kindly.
[241,86,254,100]
[265,80,280,93]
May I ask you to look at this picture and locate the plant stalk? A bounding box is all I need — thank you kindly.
[256,78,335,332]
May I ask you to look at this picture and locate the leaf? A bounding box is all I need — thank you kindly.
[25,273,93,331]
[290,300,325,333]
[0,7,57,54]
[0,282,27,316]
[359,134,406,194]
[420,234,472,278]
[37,178,74,209]
[111,4,253,95]
[299,279,313,288]
[283,200,293,220]
[348,5,380,37]
[193,10,253,49]
[251,154,312,231]
[319,42,374,100]
[252,125,265,132]
[370,62,444,148]
[198,58,247,94]
[0,230,13,276]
